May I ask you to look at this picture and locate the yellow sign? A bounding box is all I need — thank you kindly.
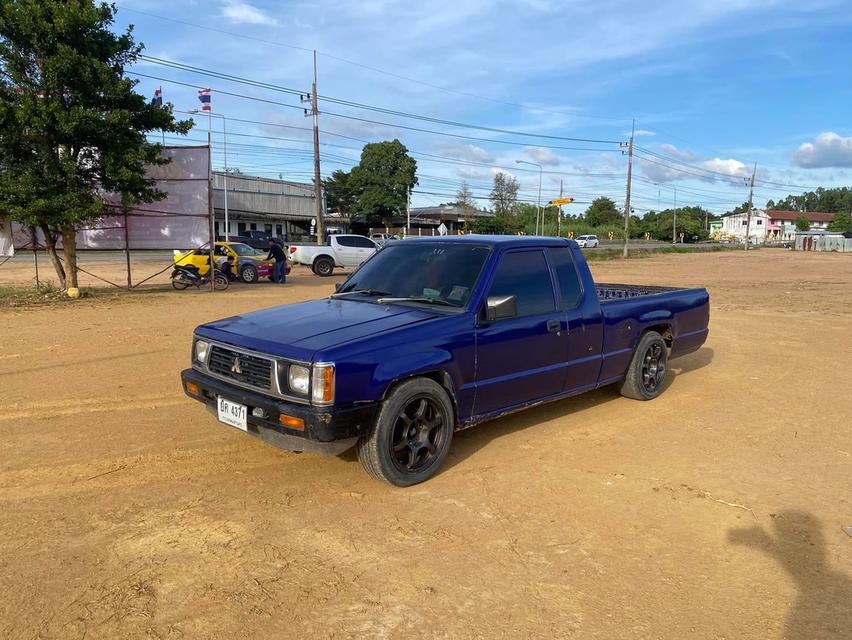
[549,197,574,206]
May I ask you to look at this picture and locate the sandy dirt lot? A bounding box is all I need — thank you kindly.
[1,250,850,639]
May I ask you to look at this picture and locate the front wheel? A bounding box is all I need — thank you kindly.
[240,264,258,283]
[171,273,191,290]
[357,378,454,487]
[619,331,669,400]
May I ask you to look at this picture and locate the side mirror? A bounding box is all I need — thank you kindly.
[485,295,517,322]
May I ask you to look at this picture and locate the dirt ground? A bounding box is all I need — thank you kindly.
[1,250,850,639]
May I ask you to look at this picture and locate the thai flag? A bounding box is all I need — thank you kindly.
[198,88,211,112]
[151,87,163,107]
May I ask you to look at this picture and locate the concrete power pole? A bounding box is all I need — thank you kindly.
[673,186,677,244]
[623,120,635,258]
[305,51,324,246]
[744,163,757,251]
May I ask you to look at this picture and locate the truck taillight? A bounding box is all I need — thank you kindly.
[289,246,297,254]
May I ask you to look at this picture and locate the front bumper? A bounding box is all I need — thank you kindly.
[181,368,377,455]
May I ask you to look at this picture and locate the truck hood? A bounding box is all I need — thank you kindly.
[195,298,439,361]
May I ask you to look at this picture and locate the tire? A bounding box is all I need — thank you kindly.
[171,275,190,290]
[313,256,334,277]
[240,264,258,283]
[619,331,669,400]
[213,273,230,290]
[357,378,454,487]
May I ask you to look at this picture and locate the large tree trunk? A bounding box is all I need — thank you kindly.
[61,226,78,290]
[40,224,66,290]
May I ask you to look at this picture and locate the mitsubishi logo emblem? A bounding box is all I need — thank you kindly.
[231,356,242,375]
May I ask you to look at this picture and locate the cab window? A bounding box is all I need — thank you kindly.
[487,250,555,317]
[547,247,583,309]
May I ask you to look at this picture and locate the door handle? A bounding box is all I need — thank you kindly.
[547,319,561,334]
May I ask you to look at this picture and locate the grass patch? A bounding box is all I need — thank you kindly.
[585,245,739,261]
[0,283,83,307]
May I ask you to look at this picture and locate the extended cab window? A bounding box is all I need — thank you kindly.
[350,236,376,248]
[547,247,583,309]
[336,236,356,247]
[488,250,555,317]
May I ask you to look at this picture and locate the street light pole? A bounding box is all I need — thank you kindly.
[516,160,543,235]
[190,109,229,240]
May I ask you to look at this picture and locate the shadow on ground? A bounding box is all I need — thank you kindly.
[729,511,852,639]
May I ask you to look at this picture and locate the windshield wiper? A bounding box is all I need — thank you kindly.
[330,288,390,299]
[376,296,458,307]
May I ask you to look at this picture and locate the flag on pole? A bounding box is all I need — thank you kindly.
[197,88,211,112]
[151,87,163,107]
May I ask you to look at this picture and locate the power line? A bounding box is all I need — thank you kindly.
[119,4,627,123]
[136,55,622,146]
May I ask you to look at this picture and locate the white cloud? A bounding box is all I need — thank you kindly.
[522,146,560,166]
[659,143,699,162]
[221,1,279,25]
[701,158,749,178]
[634,129,656,137]
[793,132,852,168]
[435,143,494,163]
[456,166,491,179]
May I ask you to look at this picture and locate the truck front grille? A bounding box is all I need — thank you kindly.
[207,345,273,390]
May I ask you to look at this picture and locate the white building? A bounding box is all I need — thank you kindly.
[720,209,836,243]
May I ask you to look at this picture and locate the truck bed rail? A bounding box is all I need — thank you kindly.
[596,283,681,301]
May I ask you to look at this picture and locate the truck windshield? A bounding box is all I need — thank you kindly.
[337,243,491,307]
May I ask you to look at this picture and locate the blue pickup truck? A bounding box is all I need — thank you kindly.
[182,236,709,486]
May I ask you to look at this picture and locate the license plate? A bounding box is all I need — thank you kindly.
[217,397,247,431]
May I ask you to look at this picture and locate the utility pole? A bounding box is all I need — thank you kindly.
[673,186,677,244]
[406,190,411,236]
[744,163,757,251]
[558,178,563,237]
[303,51,324,245]
[623,120,634,258]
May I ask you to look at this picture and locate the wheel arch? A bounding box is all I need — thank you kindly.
[381,370,460,429]
[642,323,673,347]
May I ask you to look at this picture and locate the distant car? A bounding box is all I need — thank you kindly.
[575,234,600,248]
[175,241,282,284]
[289,234,378,276]
[370,233,397,247]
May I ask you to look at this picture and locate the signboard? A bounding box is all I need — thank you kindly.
[549,197,574,206]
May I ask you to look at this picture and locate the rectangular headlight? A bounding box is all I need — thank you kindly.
[287,364,310,395]
[311,363,335,405]
[194,339,209,364]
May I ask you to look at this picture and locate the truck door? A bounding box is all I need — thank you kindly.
[332,236,358,266]
[546,246,603,394]
[473,249,570,416]
[349,236,378,265]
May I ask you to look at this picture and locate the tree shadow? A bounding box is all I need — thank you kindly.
[729,511,852,639]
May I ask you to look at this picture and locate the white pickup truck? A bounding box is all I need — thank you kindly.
[288,234,379,276]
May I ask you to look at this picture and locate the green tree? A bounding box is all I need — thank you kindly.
[349,139,417,226]
[767,186,852,213]
[322,169,355,215]
[472,215,512,234]
[794,216,811,232]
[827,211,852,233]
[584,197,621,227]
[0,0,191,289]
[489,172,519,217]
[641,206,709,241]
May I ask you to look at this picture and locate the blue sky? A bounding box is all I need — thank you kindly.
[116,0,852,214]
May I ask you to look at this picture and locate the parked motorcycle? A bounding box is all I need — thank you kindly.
[170,263,229,290]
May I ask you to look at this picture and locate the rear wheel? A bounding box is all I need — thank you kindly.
[240,264,258,283]
[213,273,229,290]
[619,331,669,400]
[171,274,191,290]
[357,378,454,487]
[313,256,334,277]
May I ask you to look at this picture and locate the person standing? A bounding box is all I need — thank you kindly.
[266,238,287,285]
